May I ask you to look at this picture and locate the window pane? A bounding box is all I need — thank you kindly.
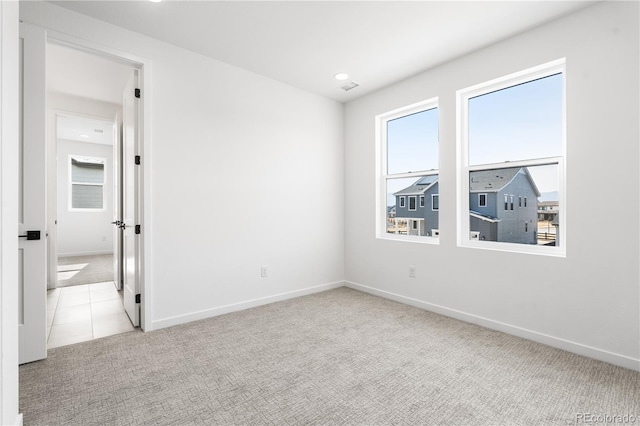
[469,164,558,246]
[387,175,439,237]
[72,158,105,184]
[72,184,103,209]
[468,73,562,165]
[387,108,438,174]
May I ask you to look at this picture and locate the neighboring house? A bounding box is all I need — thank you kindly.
[392,175,439,237]
[391,167,540,244]
[387,205,396,219]
[469,167,540,244]
[538,201,559,221]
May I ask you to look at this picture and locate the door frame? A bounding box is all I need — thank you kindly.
[45,30,152,331]
[47,110,119,290]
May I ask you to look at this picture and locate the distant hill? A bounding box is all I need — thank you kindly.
[539,191,558,202]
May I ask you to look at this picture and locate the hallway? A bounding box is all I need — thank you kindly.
[46,282,133,349]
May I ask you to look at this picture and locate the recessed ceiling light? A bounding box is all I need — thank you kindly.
[334,73,349,81]
[149,0,162,3]
[79,134,89,138]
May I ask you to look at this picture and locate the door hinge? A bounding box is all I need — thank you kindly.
[135,88,141,98]
[135,155,141,165]
[135,224,141,234]
[135,294,141,303]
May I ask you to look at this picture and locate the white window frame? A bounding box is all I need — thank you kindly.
[376,98,439,244]
[408,196,417,211]
[432,194,439,211]
[399,196,406,208]
[420,195,425,208]
[456,59,566,257]
[478,193,487,207]
[69,154,106,212]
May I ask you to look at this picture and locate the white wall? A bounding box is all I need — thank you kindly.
[56,139,114,256]
[344,1,639,371]
[21,1,345,329]
[0,1,21,424]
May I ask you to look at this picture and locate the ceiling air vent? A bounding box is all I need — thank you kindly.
[339,81,359,92]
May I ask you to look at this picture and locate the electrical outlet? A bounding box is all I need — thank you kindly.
[261,266,268,278]
[408,266,416,278]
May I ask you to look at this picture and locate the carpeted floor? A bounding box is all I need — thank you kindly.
[19,287,639,425]
[57,254,114,287]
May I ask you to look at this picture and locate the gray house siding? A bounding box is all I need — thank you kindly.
[393,180,439,237]
[395,195,424,219]
[495,173,538,244]
[469,192,497,218]
[424,183,439,235]
[470,216,497,241]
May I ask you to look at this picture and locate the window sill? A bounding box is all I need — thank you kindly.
[458,240,566,257]
[377,234,440,245]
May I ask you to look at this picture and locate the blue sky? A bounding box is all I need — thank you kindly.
[386,73,562,205]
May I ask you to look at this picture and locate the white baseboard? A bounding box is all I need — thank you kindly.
[58,251,113,257]
[16,413,23,426]
[152,281,345,330]
[346,281,640,372]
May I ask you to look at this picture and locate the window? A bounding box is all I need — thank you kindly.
[377,98,439,241]
[70,155,105,210]
[409,196,417,211]
[432,194,439,211]
[458,59,565,256]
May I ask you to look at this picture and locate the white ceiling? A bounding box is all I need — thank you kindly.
[48,0,596,103]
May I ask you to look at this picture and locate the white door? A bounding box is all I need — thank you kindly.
[19,23,48,364]
[122,71,140,326]
[112,113,123,291]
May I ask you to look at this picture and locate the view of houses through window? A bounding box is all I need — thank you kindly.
[463,64,564,249]
[379,60,564,254]
[458,60,564,254]
[380,99,439,240]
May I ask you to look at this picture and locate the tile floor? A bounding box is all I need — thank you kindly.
[47,282,134,349]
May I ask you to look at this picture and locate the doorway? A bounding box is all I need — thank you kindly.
[43,41,140,349]
[20,22,146,364]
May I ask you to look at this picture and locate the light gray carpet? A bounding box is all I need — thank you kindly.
[19,287,639,425]
[57,254,113,287]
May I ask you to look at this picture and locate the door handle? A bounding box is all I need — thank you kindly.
[19,230,41,240]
